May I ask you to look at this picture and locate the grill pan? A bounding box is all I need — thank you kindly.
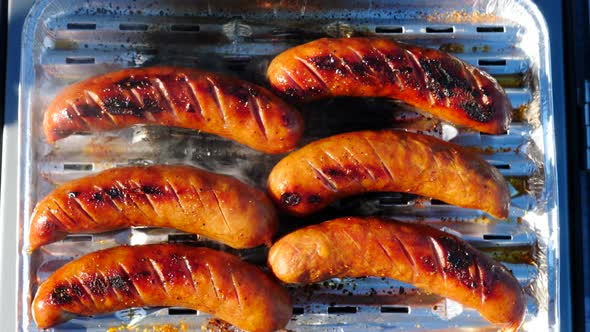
[17,0,561,331]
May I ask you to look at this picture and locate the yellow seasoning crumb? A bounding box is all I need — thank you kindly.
[426,9,498,23]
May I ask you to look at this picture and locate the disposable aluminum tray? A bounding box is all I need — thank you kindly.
[17,0,561,331]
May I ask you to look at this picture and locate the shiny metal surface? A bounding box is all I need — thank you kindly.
[15,0,560,331]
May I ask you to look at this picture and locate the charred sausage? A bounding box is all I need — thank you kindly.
[268,217,525,331]
[33,244,292,331]
[267,130,509,219]
[43,66,304,154]
[30,165,278,250]
[267,37,511,134]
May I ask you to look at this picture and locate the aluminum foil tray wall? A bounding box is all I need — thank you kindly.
[17,0,561,331]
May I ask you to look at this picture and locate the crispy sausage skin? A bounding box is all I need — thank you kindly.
[33,244,292,331]
[43,66,304,154]
[268,217,525,331]
[267,130,510,219]
[30,165,278,250]
[267,37,511,134]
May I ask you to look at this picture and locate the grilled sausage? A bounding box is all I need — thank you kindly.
[268,217,525,331]
[43,66,304,154]
[267,130,509,219]
[33,244,292,331]
[30,165,278,250]
[267,37,511,134]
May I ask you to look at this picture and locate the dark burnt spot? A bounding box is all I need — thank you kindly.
[281,192,301,207]
[349,62,370,77]
[439,236,471,270]
[142,98,162,113]
[103,97,144,117]
[77,103,102,118]
[141,186,162,195]
[438,236,477,289]
[68,191,79,198]
[50,285,72,305]
[421,256,437,272]
[116,77,151,90]
[420,58,471,100]
[91,192,103,202]
[310,55,339,71]
[362,55,386,72]
[86,275,108,296]
[323,167,347,178]
[71,283,85,297]
[462,101,493,122]
[399,286,405,295]
[308,194,322,204]
[226,85,252,104]
[106,187,123,199]
[108,275,130,292]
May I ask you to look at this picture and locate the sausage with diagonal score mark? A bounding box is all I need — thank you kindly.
[267,130,510,219]
[43,66,303,154]
[268,217,525,331]
[267,37,511,134]
[33,244,292,331]
[30,165,278,250]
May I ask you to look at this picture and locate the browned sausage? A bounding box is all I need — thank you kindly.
[43,66,304,154]
[267,130,510,219]
[268,217,525,331]
[267,37,511,134]
[30,165,277,250]
[33,244,292,331]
